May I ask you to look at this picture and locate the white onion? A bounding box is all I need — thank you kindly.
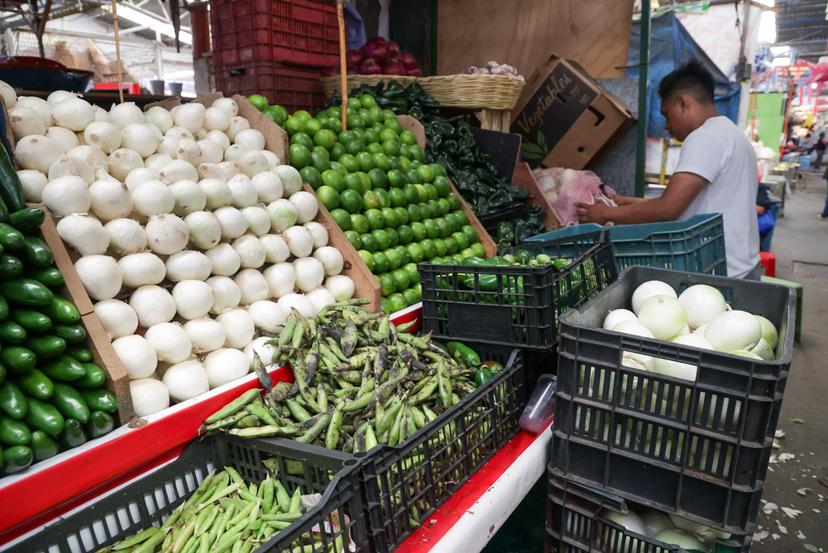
[184,211,221,250]
[47,90,77,105]
[266,199,298,232]
[233,128,265,150]
[68,145,108,169]
[46,126,80,153]
[289,191,318,224]
[204,347,250,387]
[170,180,206,216]
[731,349,763,360]
[755,315,779,351]
[293,257,325,293]
[277,293,316,318]
[47,155,93,184]
[282,225,313,258]
[52,97,95,131]
[176,138,202,166]
[90,178,133,221]
[245,336,280,367]
[205,130,231,151]
[307,288,335,312]
[224,144,245,162]
[108,148,144,181]
[204,107,230,131]
[75,254,122,300]
[651,333,714,381]
[94,299,139,339]
[603,309,637,330]
[217,309,256,349]
[145,106,173,133]
[198,162,233,182]
[273,166,302,196]
[129,378,169,417]
[9,105,47,139]
[704,311,761,352]
[145,214,189,255]
[109,102,144,129]
[163,360,209,402]
[205,243,241,276]
[119,252,166,287]
[233,234,266,269]
[165,126,194,142]
[57,213,108,255]
[238,150,269,177]
[667,514,730,545]
[251,171,283,202]
[200,178,233,209]
[83,121,121,153]
[214,206,248,239]
[654,529,706,551]
[234,269,269,305]
[0,81,17,108]
[145,322,192,363]
[121,123,160,158]
[640,509,674,539]
[166,250,213,282]
[17,170,48,202]
[261,151,281,170]
[313,246,344,276]
[197,139,223,164]
[185,318,226,353]
[678,284,727,329]
[631,280,677,315]
[248,300,288,333]
[226,116,250,140]
[242,207,271,236]
[105,219,147,255]
[15,135,62,173]
[113,335,157,379]
[42,175,90,217]
[172,280,214,319]
[160,160,199,183]
[174,103,206,133]
[325,275,355,301]
[157,137,181,158]
[130,285,177,327]
[638,295,687,340]
[264,262,296,298]
[212,97,239,117]
[605,510,646,536]
[208,276,241,314]
[750,338,774,360]
[260,234,290,263]
[303,222,328,248]
[227,174,259,208]
[145,154,174,174]
[132,179,175,217]
[17,96,52,125]
[612,319,655,338]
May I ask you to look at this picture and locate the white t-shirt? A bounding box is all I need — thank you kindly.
[674,116,760,278]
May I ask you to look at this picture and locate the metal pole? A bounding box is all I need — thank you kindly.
[634,0,651,197]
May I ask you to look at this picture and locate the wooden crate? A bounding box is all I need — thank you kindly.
[512,161,562,230]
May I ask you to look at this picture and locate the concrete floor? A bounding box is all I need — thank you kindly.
[753,172,828,552]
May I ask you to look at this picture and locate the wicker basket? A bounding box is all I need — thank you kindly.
[321,73,525,111]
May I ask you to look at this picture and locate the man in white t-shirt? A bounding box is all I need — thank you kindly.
[577,61,761,279]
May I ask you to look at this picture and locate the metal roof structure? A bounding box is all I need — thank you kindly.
[774,0,828,62]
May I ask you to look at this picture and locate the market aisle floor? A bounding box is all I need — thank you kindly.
[753,172,828,552]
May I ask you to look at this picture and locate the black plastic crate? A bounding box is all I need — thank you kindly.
[550,267,796,535]
[477,200,528,231]
[545,469,751,553]
[360,343,527,552]
[419,230,617,350]
[10,434,369,553]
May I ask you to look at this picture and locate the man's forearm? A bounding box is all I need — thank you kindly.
[605,197,680,224]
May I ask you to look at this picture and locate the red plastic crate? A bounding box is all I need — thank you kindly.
[209,0,338,67]
[215,60,325,112]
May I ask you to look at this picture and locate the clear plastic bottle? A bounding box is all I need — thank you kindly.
[519,374,557,433]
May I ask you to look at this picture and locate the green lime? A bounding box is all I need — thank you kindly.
[356,171,372,192]
[367,106,384,123]
[379,273,395,297]
[387,169,407,188]
[462,225,478,243]
[380,298,393,312]
[400,130,417,146]
[427,200,441,217]
[345,230,362,249]
[435,217,451,238]
[447,194,461,211]
[358,250,374,271]
[459,247,476,259]
[423,219,440,239]
[433,176,451,197]
[283,116,304,135]
[374,189,390,209]
[452,231,470,250]
[322,117,343,134]
[423,184,438,201]
[304,119,322,135]
[313,129,337,150]
[330,142,346,160]
[385,228,399,247]
[402,287,420,306]
[413,184,428,203]
[311,148,331,172]
[420,239,437,260]
[403,262,418,282]
[365,208,385,231]
[406,242,425,263]
[398,157,412,172]
[417,164,435,184]
[419,201,434,220]
[388,293,407,312]
[384,118,402,133]
[360,233,378,252]
[397,224,414,245]
[381,108,395,119]
[371,153,390,172]
[321,169,345,192]
[444,213,459,233]
[454,209,469,225]
[265,105,288,125]
[365,130,381,146]
[338,189,363,213]
[373,251,390,274]
[407,144,425,162]
[470,242,486,257]
[359,94,377,108]
[444,236,459,254]
[394,207,409,225]
[362,190,381,211]
[329,208,351,230]
[347,97,363,110]
[407,204,423,222]
[410,221,427,241]
[381,207,399,228]
[356,152,374,172]
[434,238,448,257]
[403,184,419,204]
[299,166,322,189]
[329,162,348,177]
[379,128,398,142]
[368,168,388,190]
[382,140,400,157]
[344,173,364,193]
[345,138,366,155]
[384,248,402,270]
[350,213,370,234]
[291,132,313,149]
[406,169,423,185]
[348,113,365,130]
[394,245,409,265]
[436,198,451,215]
[372,229,391,250]
[289,144,312,169]
[391,268,410,291]
[430,163,447,177]
[247,94,269,111]
[387,188,406,208]
[316,185,340,210]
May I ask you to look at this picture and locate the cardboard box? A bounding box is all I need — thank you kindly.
[511,54,635,169]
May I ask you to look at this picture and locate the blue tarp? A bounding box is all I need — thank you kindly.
[628,13,742,138]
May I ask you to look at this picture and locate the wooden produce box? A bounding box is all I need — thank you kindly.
[512,162,563,230]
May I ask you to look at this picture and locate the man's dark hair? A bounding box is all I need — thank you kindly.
[658,60,715,104]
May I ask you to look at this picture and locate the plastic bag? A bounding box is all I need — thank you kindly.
[533,167,615,225]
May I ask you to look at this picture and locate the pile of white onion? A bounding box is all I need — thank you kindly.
[606,506,728,552]
[602,280,780,381]
[8,88,356,418]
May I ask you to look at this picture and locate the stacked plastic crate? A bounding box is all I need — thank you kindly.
[209,0,336,111]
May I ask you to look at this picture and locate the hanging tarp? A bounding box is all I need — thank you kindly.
[628,13,741,138]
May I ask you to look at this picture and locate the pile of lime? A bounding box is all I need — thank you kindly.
[247,94,289,126]
[264,94,485,313]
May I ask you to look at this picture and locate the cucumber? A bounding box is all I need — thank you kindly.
[42,298,80,325]
[75,363,106,389]
[13,309,51,332]
[16,369,54,400]
[0,254,23,279]
[0,347,37,375]
[0,145,27,212]
[25,335,66,360]
[3,445,33,474]
[30,430,58,462]
[0,321,27,344]
[51,383,90,424]
[24,397,65,437]
[0,223,24,251]
[80,389,118,414]
[0,381,27,419]
[0,414,31,445]
[53,324,87,344]
[87,410,114,438]
[41,355,86,382]
[20,237,53,268]
[66,346,93,363]
[9,208,45,235]
[59,418,86,449]
[27,267,64,289]
[0,278,54,307]
[0,294,8,321]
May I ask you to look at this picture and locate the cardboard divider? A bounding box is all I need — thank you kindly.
[512,161,563,230]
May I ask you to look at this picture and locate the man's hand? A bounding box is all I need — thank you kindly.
[576,202,613,224]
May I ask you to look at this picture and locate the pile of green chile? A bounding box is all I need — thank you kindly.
[0,193,117,476]
[101,465,327,553]
[202,300,501,452]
